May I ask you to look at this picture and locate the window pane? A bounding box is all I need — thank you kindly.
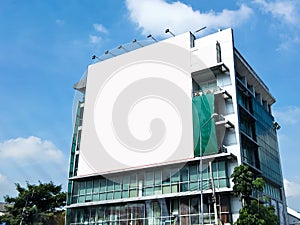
[123,175,130,189]
[100,179,106,192]
[107,192,113,200]
[85,194,92,202]
[189,182,198,191]
[114,191,121,199]
[144,187,153,196]
[78,195,85,203]
[180,183,189,192]
[107,180,114,191]
[145,171,153,186]
[162,185,171,194]
[154,170,162,185]
[129,189,137,198]
[73,182,79,195]
[218,161,226,178]
[86,180,92,194]
[100,193,106,201]
[130,174,137,188]
[171,184,178,193]
[79,182,85,195]
[180,166,188,182]
[189,165,198,181]
[114,177,121,190]
[122,190,129,199]
[93,179,99,193]
[171,169,179,183]
[154,186,162,195]
[93,193,99,201]
[162,168,170,184]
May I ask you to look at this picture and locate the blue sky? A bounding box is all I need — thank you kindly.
[0,0,300,211]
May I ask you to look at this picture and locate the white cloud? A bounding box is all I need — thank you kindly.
[0,136,64,164]
[276,35,300,51]
[89,35,102,44]
[253,0,299,25]
[284,178,300,197]
[93,23,108,34]
[125,0,253,36]
[273,106,300,125]
[0,136,67,200]
[284,178,300,211]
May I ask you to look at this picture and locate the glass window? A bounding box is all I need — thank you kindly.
[114,191,121,199]
[218,161,226,178]
[144,187,153,196]
[189,182,199,191]
[180,166,189,182]
[86,180,92,194]
[162,168,170,184]
[78,195,85,203]
[92,193,99,201]
[162,185,171,194]
[130,174,137,188]
[100,179,106,192]
[85,194,92,202]
[123,175,130,190]
[129,189,137,198]
[171,184,179,193]
[189,164,198,181]
[154,186,162,195]
[145,171,153,187]
[170,168,179,183]
[93,179,99,193]
[114,177,121,190]
[79,182,85,195]
[107,180,114,191]
[100,193,106,201]
[154,170,162,185]
[73,182,79,196]
[107,192,113,200]
[122,190,129,199]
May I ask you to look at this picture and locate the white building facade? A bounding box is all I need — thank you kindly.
[66,28,287,225]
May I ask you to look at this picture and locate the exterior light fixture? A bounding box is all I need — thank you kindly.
[104,50,116,57]
[147,34,158,42]
[132,39,143,47]
[118,45,129,52]
[165,28,175,37]
[91,55,102,61]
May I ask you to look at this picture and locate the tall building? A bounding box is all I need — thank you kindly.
[66,28,287,225]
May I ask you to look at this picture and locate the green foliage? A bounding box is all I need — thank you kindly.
[235,200,279,225]
[0,181,66,225]
[231,165,255,204]
[231,165,279,225]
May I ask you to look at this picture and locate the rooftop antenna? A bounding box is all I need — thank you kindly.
[147,34,158,42]
[132,39,144,47]
[165,28,175,37]
[194,26,207,34]
[91,55,102,61]
[118,45,129,52]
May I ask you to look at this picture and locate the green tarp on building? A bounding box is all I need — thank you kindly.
[192,93,218,156]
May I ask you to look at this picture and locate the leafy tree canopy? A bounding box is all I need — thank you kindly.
[0,181,66,225]
[231,165,279,225]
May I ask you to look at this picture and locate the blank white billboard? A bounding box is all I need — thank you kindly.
[77,33,196,176]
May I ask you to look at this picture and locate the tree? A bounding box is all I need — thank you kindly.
[231,165,279,225]
[0,181,66,225]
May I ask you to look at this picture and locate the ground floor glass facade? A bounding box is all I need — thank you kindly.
[68,195,232,225]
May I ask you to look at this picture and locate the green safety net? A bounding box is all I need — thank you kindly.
[192,93,218,156]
